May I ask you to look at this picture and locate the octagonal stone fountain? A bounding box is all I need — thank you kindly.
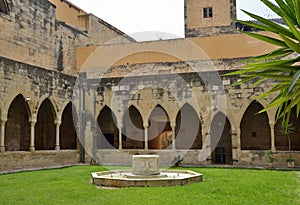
[91,155,202,188]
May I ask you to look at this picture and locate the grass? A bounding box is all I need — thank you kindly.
[0,166,299,205]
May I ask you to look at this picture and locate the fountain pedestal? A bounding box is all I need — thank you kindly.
[132,155,159,175]
[91,154,203,188]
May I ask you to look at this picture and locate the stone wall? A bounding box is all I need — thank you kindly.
[0,56,82,172]
[0,150,80,173]
[88,14,135,46]
[185,26,236,38]
[0,56,75,113]
[0,0,90,74]
[0,56,299,171]
[79,60,300,168]
[184,0,236,37]
[0,0,134,75]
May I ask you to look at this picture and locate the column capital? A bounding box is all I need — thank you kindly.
[30,120,37,125]
[1,111,8,123]
[55,121,61,126]
[170,120,176,129]
[143,121,149,129]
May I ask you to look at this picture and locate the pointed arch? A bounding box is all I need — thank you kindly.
[36,94,58,119]
[210,112,232,164]
[5,94,30,151]
[0,0,9,14]
[275,107,300,151]
[148,105,171,149]
[35,98,56,150]
[122,105,144,149]
[175,103,202,149]
[97,105,119,149]
[60,102,77,149]
[240,101,271,150]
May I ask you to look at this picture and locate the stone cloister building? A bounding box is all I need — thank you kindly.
[0,0,299,172]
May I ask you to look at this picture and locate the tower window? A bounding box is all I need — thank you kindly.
[0,0,9,15]
[203,7,213,18]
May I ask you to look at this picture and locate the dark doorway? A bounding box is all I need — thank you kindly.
[97,106,119,149]
[211,112,232,164]
[240,101,271,150]
[122,106,144,149]
[148,105,171,149]
[35,99,56,150]
[175,103,202,149]
[5,95,30,151]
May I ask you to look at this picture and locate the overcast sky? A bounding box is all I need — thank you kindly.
[67,0,277,41]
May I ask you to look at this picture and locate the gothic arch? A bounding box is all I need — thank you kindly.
[240,101,271,150]
[5,94,30,151]
[4,92,33,120]
[35,98,56,150]
[148,105,172,149]
[60,102,77,149]
[36,95,59,119]
[210,112,232,164]
[122,105,144,149]
[274,107,300,151]
[147,104,172,124]
[96,105,119,149]
[175,103,202,149]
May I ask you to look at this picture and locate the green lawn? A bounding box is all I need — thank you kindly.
[0,166,299,205]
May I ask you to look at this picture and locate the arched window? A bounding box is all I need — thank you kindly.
[0,0,9,15]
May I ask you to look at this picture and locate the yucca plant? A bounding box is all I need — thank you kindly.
[225,0,300,130]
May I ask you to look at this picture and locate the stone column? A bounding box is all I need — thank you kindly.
[55,119,61,151]
[203,129,211,165]
[0,119,7,153]
[231,129,238,163]
[270,123,276,151]
[29,118,37,152]
[170,121,176,150]
[118,125,123,150]
[144,122,149,150]
[235,128,241,151]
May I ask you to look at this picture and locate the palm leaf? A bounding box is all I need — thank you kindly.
[226,0,300,129]
[239,31,287,47]
[262,0,297,25]
[280,34,300,53]
[241,9,295,39]
[288,70,300,92]
[294,0,300,26]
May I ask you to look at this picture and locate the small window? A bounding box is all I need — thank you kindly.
[0,0,9,15]
[252,132,257,138]
[203,7,213,18]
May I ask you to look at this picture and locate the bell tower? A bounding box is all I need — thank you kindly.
[184,0,236,37]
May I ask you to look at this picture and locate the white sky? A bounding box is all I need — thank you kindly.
[67,0,278,41]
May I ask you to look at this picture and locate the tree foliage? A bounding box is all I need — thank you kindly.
[225,0,300,130]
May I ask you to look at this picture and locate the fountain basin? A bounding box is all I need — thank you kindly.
[91,155,203,188]
[91,169,203,188]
